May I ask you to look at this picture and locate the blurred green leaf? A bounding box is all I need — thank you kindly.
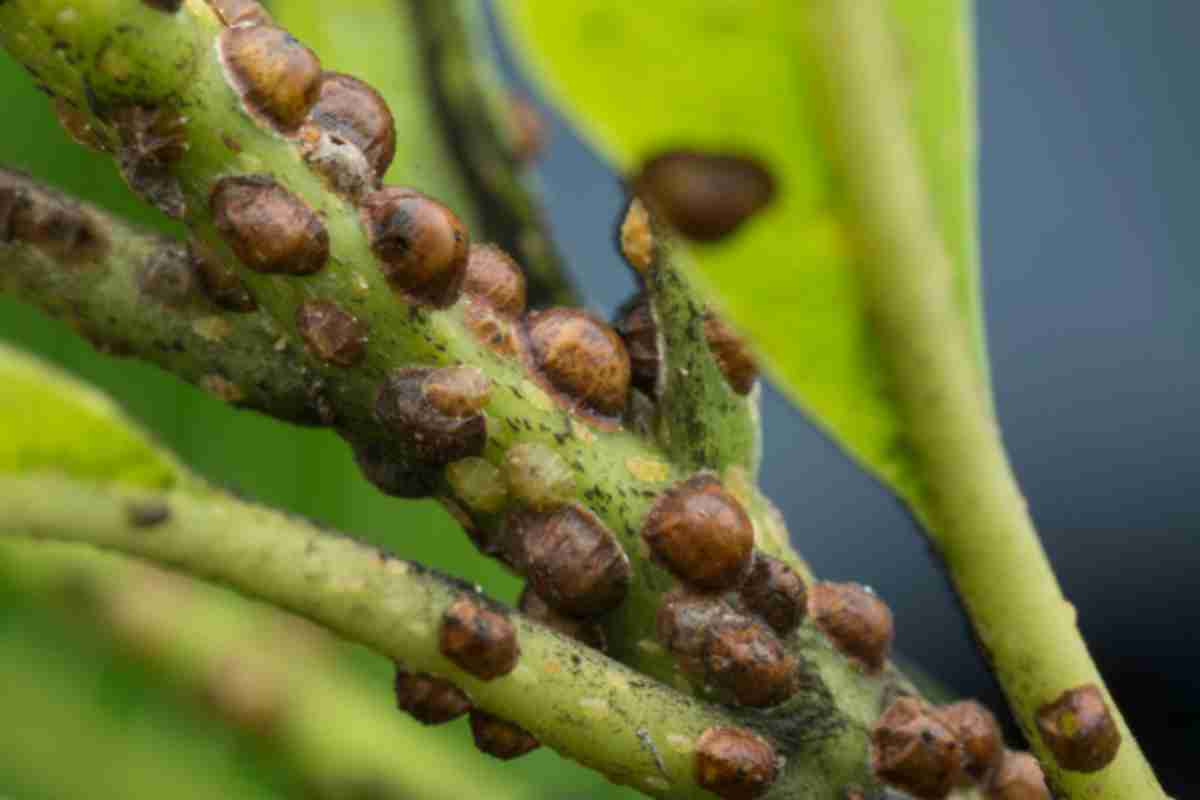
[497,0,982,512]
[0,343,180,487]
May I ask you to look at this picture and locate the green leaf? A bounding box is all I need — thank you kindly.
[0,342,181,488]
[497,1,983,510]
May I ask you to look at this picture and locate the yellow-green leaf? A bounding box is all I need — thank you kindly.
[0,343,180,488]
[497,0,983,510]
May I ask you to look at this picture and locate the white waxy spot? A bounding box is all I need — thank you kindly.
[643,776,670,792]
[578,697,609,718]
[666,734,693,754]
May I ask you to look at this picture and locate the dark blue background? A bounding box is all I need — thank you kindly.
[491,3,1200,793]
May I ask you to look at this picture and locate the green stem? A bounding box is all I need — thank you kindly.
[808,3,1164,798]
[0,540,536,800]
[0,471,861,800]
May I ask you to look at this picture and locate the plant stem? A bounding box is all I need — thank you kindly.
[0,540,537,800]
[808,3,1165,798]
[0,471,870,800]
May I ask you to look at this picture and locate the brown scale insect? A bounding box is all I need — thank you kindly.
[808,581,894,672]
[987,751,1050,800]
[346,436,436,499]
[1035,683,1121,773]
[393,667,471,725]
[303,73,396,181]
[614,293,660,396]
[219,25,322,133]
[463,244,527,317]
[187,237,257,312]
[507,94,547,165]
[633,150,776,242]
[469,710,540,760]
[422,366,492,419]
[360,187,470,308]
[503,506,630,617]
[138,242,197,308]
[657,590,739,677]
[108,105,189,220]
[704,615,800,707]
[295,299,368,367]
[642,474,755,591]
[737,554,807,637]
[940,700,1003,783]
[459,244,527,357]
[439,597,519,681]
[704,313,758,395]
[52,98,109,153]
[517,587,607,652]
[619,197,656,274]
[373,367,487,465]
[211,175,329,275]
[205,0,273,27]
[0,170,106,264]
[872,696,966,800]
[525,307,632,418]
[694,726,779,800]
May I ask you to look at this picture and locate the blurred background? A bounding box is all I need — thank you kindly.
[0,1,1195,798]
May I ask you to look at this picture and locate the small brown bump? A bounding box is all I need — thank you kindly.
[505,506,630,616]
[360,187,469,307]
[469,710,540,760]
[695,726,778,800]
[614,293,659,395]
[463,244,527,316]
[619,197,656,273]
[296,299,368,367]
[347,437,435,499]
[657,590,738,676]
[704,616,799,707]
[53,98,109,153]
[137,242,197,308]
[141,0,182,14]
[439,597,519,680]
[525,307,631,418]
[188,238,256,312]
[374,368,486,465]
[633,150,776,242]
[462,302,521,357]
[809,581,894,672]
[0,170,107,264]
[988,752,1050,800]
[643,474,755,590]
[872,696,965,800]
[304,72,396,180]
[704,313,758,395]
[393,667,471,725]
[517,587,607,651]
[737,554,807,637]
[205,0,273,27]
[110,104,187,167]
[219,25,321,132]
[507,94,547,164]
[1035,684,1121,773]
[504,442,575,512]
[201,374,245,404]
[126,501,170,528]
[941,700,1003,783]
[211,175,329,275]
[422,366,492,418]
